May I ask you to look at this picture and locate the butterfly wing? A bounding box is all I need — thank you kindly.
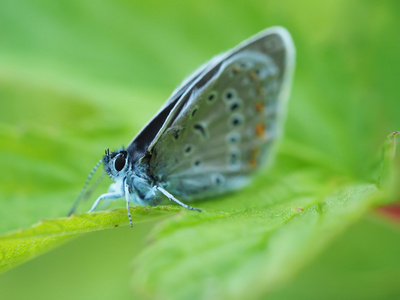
[139,27,295,200]
[125,56,217,162]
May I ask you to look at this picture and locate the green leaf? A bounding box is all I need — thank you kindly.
[130,173,382,300]
[0,206,180,274]
[378,131,399,200]
[127,132,397,299]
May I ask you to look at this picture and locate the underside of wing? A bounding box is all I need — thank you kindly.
[125,60,213,162]
[127,27,294,165]
[142,27,295,200]
[147,27,294,153]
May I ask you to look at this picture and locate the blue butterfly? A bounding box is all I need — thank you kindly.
[70,26,295,226]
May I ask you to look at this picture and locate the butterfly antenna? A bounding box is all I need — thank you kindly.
[80,171,106,203]
[67,158,103,216]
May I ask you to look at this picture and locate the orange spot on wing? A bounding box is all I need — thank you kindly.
[249,159,256,168]
[249,72,258,81]
[256,102,263,112]
[249,148,259,168]
[255,123,265,138]
[232,67,240,74]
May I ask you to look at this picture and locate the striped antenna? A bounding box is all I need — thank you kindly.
[80,171,106,203]
[68,157,103,216]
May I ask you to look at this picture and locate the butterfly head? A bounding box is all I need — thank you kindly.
[103,148,131,180]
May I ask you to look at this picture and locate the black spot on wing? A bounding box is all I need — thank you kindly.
[193,123,207,138]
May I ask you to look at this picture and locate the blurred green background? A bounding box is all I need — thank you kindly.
[0,0,399,299]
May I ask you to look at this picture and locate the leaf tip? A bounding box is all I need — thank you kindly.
[377,130,399,198]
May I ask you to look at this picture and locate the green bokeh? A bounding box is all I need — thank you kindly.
[0,0,399,299]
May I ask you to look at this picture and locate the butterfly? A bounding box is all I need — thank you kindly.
[69,26,295,226]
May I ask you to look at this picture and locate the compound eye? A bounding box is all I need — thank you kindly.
[114,154,126,172]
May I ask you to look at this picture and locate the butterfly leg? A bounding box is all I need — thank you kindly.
[156,186,201,212]
[88,192,124,213]
[124,182,133,227]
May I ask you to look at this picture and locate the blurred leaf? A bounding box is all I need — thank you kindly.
[266,216,400,300]
[0,206,180,274]
[378,131,399,197]
[131,173,382,300]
